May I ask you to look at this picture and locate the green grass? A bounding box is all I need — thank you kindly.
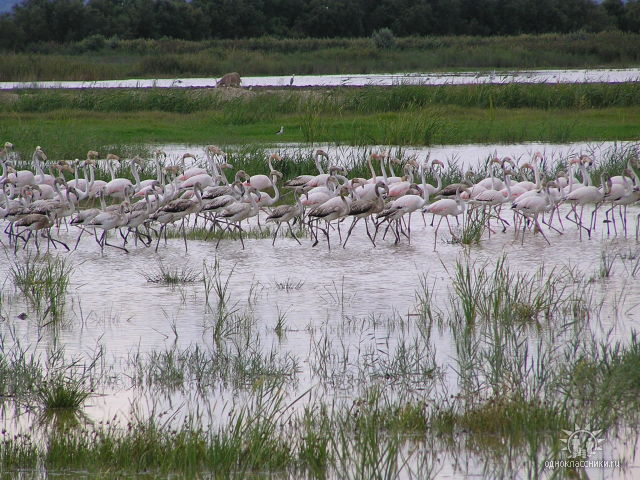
[2,31,640,81]
[9,255,72,322]
[141,259,201,284]
[36,374,91,410]
[2,103,639,155]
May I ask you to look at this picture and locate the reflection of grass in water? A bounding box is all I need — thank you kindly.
[141,259,201,284]
[129,341,300,391]
[4,249,640,476]
[449,255,582,327]
[37,374,91,410]
[10,254,72,322]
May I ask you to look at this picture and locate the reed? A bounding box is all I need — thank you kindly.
[3,32,640,81]
[9,254,72,322]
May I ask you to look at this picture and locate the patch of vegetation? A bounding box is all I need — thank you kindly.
[9,254,72,322]
[141,260,201,284]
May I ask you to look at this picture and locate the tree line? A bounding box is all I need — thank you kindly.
[1,0,639,50]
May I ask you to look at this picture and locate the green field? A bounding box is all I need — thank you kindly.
[1,84,639,158]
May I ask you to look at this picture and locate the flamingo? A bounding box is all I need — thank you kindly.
[468,168,515,233]
[511,182,556,245]
[246,154,281,191]
[378,162,431,244]
[343,181,388,247]
[14,212,69,253]
[476,156,505,190]
[387,162,417,198]
[285,149,328,188]
[423,187,468,250]
[104,159,134,199]
[266,187,306,245]
[150,183,203,252]
[88,203,130,254]
[178,153,207,181]
[252,171,283,208]
[307,186,351,250]
[564,160,604,239]
[217,186,260,249]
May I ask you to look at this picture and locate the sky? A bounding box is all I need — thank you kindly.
[0,0,20,14]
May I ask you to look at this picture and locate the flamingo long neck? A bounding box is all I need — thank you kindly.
[145,190,155,215]
[489,161,495,187]
[99,193,107,211]
[315,153,325,175]
[193,185,203,209]
[207,155,219,178]
[388,160,396,177]
[532,164,541,189]
[379,156,388,184]
[130,163,142,190]
[35,162,46,184]
[218,165,229,186]
[504,173,513,201]
[72,163,80,187]
[87,165,95,194]
[420,167,429,204]
[108,161,116,181]
[580,163,592,186]
[367,156,376,182]
[567,163,576,191]
[271,177,280,203]
[155,158,163,183]
[627,162,640,185]
[53,181,64,202]
[340,194,348,211]
[66,190,76,214]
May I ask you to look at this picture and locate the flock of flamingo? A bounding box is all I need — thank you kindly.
[1,141,640,254]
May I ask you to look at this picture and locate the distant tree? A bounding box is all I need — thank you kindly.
[12,0,88,43]
[625,0,640,32]
[0,0,631,47]
[294,0,365,37]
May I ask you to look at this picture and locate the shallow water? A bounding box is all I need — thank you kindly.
[2,205,640,478]
[2,68,640,90]
[157,140,638,171]
[2,140,640,478]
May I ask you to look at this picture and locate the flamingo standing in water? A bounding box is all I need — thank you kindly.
[307,186,351,250]
[266,187,306,245]
[343,181,388,247]
[423,187,468,250]
[14,211,70,253]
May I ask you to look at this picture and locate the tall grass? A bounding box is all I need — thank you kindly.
[9,255,72,322]
[6,83,640,116]
[3,31,640,81]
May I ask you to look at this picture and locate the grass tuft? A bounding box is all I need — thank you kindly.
[10,254,72,322]
[141,260,201,284]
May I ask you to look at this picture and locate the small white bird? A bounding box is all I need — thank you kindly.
[276,126,284,135]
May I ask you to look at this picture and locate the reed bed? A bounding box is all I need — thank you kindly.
[1,254,640,478]
[2,31,640,81]
[6,83,640,115]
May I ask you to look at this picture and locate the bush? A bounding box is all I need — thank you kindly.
[371,28,396,49]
